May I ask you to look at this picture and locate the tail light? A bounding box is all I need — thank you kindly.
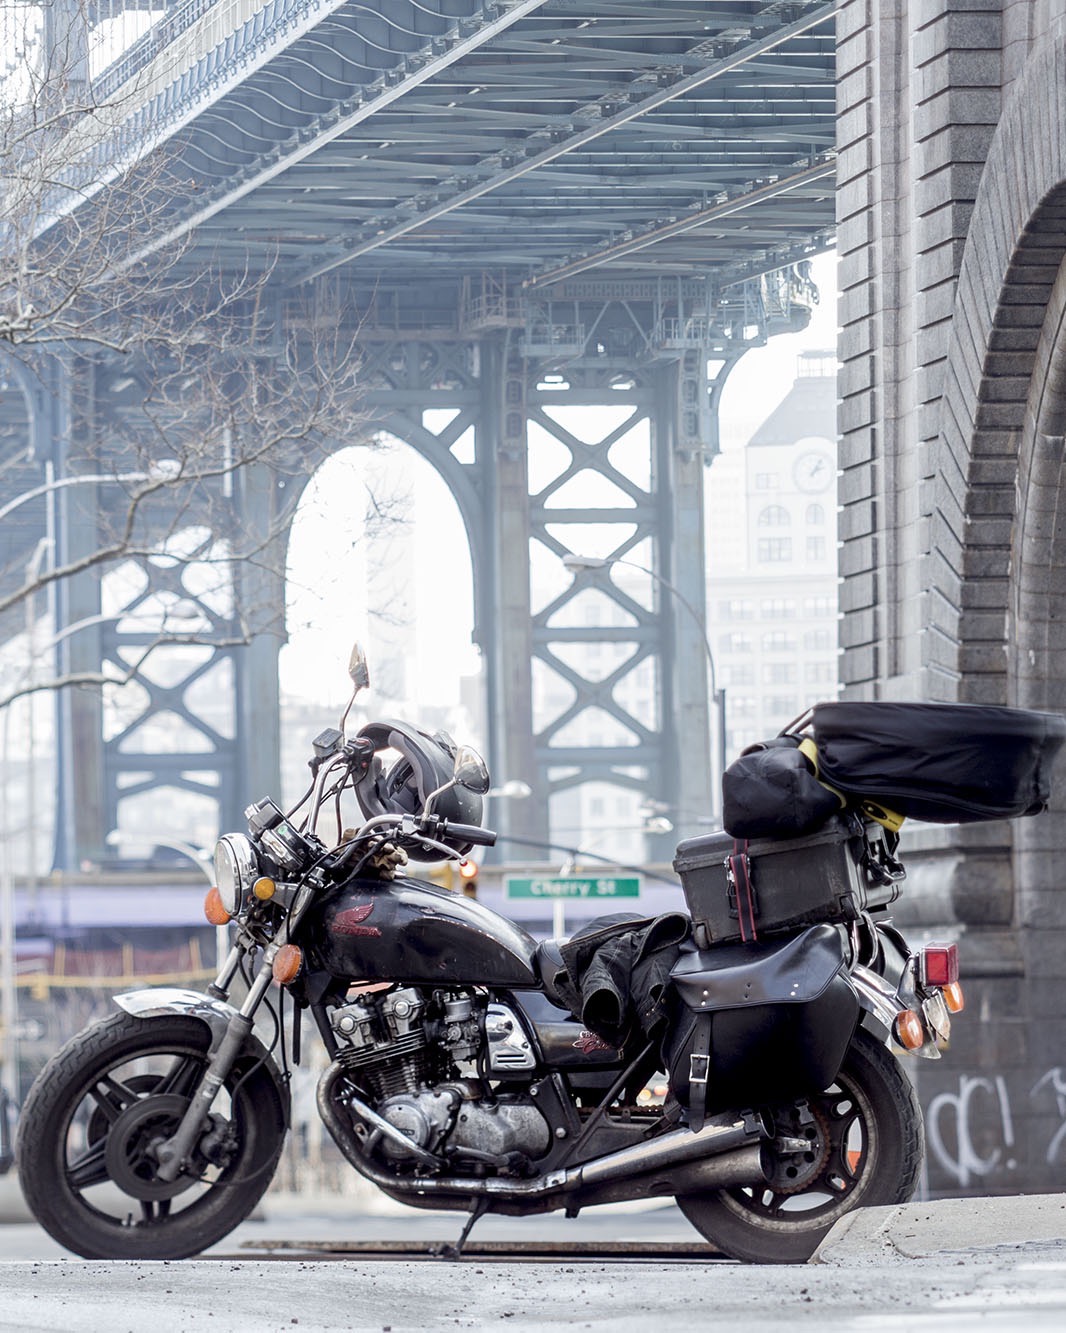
[920,942,959,987]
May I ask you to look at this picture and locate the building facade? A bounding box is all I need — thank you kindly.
[708,353,840,760]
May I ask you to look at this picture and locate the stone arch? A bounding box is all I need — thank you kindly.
[928,36,1066,954]
[930,34,1066,709]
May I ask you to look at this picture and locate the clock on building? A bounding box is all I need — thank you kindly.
[792,449,834,493]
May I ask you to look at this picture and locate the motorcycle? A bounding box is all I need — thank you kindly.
[19,648,1041,1265]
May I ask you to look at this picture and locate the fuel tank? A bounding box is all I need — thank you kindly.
[310,875,540,987]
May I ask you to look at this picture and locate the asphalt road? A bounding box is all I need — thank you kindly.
[3,1192,1066,1331]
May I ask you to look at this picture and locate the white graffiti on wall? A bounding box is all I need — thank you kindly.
[1031,1067,1066,1165]
[926,1075,1015,1188]
[925,1068,1066,1186]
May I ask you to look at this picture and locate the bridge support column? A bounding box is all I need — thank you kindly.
[480,336,547,856]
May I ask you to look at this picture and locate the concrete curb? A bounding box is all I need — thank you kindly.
[813,1193,1066,1264]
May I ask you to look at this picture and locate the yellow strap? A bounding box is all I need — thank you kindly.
[797,737,847,810]
[860,800,906,832]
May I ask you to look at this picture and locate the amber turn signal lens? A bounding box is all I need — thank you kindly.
[895,1009,925,1051]
[253,876,277,901]
[272,944,303,985]
[204,887,232,926]
[943,981,965,1013]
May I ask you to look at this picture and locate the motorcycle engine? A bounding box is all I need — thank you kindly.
[329,986,551,1171]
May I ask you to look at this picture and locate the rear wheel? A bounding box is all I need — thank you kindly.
[677,1027,923,1263]
[16,1012,288,1259]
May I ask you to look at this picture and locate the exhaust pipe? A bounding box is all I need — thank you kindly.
[317,1063,766,1203]
[567,1142,767,1210]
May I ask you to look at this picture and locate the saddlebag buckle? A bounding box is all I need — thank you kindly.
[688,1052,710,1086]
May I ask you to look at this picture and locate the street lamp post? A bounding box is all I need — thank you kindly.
[561,552,727,823]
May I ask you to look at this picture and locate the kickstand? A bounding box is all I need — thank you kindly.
[433,1198,489,1261]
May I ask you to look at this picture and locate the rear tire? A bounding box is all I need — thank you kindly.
[16,1011,288,1259]
[676,1027,923,1263]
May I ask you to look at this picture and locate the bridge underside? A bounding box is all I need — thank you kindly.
[1,1,836,868]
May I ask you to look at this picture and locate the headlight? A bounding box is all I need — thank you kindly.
[213,834,258,915]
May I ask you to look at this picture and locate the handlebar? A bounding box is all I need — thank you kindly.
[444,821,497,848]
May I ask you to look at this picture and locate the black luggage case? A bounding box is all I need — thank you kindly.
[673,815,904,944]
[811,701,1066,823]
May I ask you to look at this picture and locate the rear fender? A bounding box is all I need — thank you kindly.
[852,927,947,1059]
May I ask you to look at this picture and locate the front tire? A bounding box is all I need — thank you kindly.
[16,1011,288,1259]
[677,1027,923,1263]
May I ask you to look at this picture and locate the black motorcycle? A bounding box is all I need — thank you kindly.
[16,649,1061,1263]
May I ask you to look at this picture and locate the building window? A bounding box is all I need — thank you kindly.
[806,536,827,561]
[758,505,791,527]
[761,598,797,619]
[804,629,834,651]
[720,633,753,654]
[806,504,825,525]
[805,662,836,684]
[757,537,792,563]
[764,662,798,684]
[722,663,756,686]
[766,695,799,717]
[803,596,835,617]
[761,631,797,652]
[719,598,755,620]
[755,472,780,490]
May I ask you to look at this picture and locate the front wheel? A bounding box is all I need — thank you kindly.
[16,1011,288,1259]
[677,1027,924,1263]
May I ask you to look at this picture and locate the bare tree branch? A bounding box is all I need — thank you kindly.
[0,4,386,719]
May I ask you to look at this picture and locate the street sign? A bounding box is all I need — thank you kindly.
[504,875,641,901]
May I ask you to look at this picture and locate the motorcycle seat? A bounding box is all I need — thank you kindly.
[533,938,574,1012]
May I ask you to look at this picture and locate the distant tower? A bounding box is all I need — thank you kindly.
[707,351,839,756]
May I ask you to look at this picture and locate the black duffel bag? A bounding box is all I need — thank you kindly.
[722,736,842,839]
[811,701,1066,823]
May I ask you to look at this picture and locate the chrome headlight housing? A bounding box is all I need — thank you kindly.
[213,834,258,916]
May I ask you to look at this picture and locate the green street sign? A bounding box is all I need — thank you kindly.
[504,875,641,901]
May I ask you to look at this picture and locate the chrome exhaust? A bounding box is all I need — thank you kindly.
[317,1063,766,1204]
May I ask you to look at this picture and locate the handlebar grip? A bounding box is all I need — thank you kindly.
[446,822,497,847]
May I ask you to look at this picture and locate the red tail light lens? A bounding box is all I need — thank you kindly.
[921,942,959,987]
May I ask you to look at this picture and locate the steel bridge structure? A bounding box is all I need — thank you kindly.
[0,0,837,868]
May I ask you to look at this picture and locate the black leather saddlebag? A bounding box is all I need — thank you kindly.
[811,701,1066,823]
[663,925,858,1125]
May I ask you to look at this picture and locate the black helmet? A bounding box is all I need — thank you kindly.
[352,720,484,860]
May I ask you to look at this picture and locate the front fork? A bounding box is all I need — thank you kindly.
[151,940,280,1183]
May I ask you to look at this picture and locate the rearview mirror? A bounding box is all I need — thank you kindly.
[453,745,490,795]
[348,643,370,690]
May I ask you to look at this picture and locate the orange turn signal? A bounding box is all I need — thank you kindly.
[204,887,232,926]
[943,981,965,1014]
[253,876,277,901]
[895,1009,926,1051]
[272,944,303,985]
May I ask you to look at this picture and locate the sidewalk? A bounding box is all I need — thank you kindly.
[813,1192,1066,1264]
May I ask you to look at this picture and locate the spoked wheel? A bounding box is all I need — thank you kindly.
[16,1012,288,1259]
[677,1028,924,1264]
